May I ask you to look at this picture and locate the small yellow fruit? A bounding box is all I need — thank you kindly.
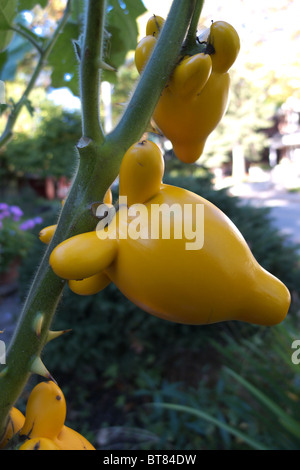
[39,225,57,245]
[19,437,61,450]
[0,407,25,449]
[20,381,66,440]
[146,15,165,37]
[68,272,111,295]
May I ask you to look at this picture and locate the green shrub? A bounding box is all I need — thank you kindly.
[0,109,81,181]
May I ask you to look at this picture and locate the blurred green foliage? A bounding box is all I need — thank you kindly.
[0,106,81,180]
[125,318,300,450]
[0,0,146,92]
[17,154,300,449]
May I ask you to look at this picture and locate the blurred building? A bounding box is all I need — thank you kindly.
[269,97,300,166]
[268,96,300,188]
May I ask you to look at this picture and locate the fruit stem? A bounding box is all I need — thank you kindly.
[185,0,205,48]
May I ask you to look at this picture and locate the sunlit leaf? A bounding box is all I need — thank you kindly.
[17,0,48,11]
[47,21,80,96]
[0,33,32,79]
[0,0,18,52]
[102,0,146,83]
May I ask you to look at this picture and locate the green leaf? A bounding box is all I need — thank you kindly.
[17,0,48,11]
[0,0,17,28]
[0,0,18,52]
[48,21,81,96]
[24,96,34,116]
[0,32,32,79]
[0,103,8,115]
[103,0,146,83]
[152,402,270,450]
[225,367,300,440]
[46,0,146,93]
[70,0,85,24]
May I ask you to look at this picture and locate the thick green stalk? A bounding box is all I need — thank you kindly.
[0,0,201,441]
[79,0,106,142]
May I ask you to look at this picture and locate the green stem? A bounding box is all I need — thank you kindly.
[79,0,106,143]
[0,0,72,150]
[185,0,205,47]
[0,0,201,441]
[0,0,109,440]
[9,25,43,54]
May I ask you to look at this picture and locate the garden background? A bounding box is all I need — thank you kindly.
[1,0,300,450]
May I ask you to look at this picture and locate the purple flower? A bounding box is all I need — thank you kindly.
[0,210,10,220]
[10,205,23,221]
[33,216,43,225]
[19,219,35,231]
[0,203,9,212]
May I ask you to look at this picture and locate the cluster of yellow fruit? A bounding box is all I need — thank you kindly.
[40,15,290,327]
[135,15,240,163]
[0,381,95,450]
[47,140,290,327]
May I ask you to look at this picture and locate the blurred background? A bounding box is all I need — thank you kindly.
[1,0,300,450]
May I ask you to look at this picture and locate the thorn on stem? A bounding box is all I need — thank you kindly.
[33,313,44,338]
[30,357,57,384]
[46,329,72,344]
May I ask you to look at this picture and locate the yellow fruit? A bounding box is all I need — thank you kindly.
[146,14,165,37]
[39,225,57,245]
[20,381,66,440]
[134,35,157,74]
[208,21,240,74]
[68,272,111,295]
[0,407,25,449]
[19,437,60,450]
[39,189,112,246]
[50,141,291,327]
[49,231,117,280]
[153,71,230,163]
[169,53,212,97]
[104,188,113,205]
[119,140,164,206]
[54,425,95,450]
